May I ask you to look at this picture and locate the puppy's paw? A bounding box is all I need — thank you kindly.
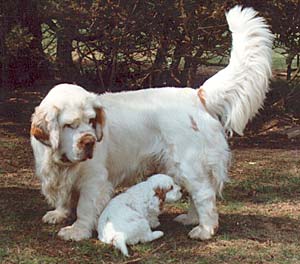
[188,225,217,240]
[151,230,164,240]
[42,209,68,224]
[149,219,160,229]
[58,225,91,241]
[173,214,199,226]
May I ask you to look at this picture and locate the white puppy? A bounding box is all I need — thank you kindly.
[98,174,182,256]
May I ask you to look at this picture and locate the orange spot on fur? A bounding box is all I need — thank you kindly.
[189,116,200,132]
[197,87,206,108]
[30,125,49,141]
[154,187,167,211]
[77,134,96,150]
[95,107,106,127]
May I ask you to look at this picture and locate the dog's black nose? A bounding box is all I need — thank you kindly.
[85,141,95,159]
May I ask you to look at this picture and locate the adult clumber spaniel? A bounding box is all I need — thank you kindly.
[30,6,273,241]
[98,174,182,256]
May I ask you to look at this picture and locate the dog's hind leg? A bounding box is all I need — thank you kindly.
[171,153,224,240]
[188,180,219,240]
[182,171,219,240]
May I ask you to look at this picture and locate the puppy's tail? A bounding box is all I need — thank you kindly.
[201,6,274,136]
[112,234,129,257]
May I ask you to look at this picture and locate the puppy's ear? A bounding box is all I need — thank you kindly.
[154,187,167,210]
[94,107,105,142]
[30,106,60,149]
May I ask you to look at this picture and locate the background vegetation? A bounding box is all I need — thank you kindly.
[0,0,299,95]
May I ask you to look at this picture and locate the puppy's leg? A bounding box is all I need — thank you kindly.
[140,231,164,243]
[58,170,113,241]
[149,216,160,229]
[173,198,199,226]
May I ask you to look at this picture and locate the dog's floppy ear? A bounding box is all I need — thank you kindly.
[30,106,60,149]
[94,106,105,142]
[154,187,167,210]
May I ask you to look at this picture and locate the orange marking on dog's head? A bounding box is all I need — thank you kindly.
[154,187,167,211]
[95,107,105,127]
[77,134,96,150]
[30,125,49,141]
[94,107,105,142]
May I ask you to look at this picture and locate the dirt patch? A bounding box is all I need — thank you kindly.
[0,88,300,263]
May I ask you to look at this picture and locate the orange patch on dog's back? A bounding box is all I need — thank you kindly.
[197,87,206,108]
[189,116,200,132]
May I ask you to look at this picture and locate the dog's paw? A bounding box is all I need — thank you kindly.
[173,214,199,226]
[58,225,91,241]
[188,225,217,240]
[42,210,68,224]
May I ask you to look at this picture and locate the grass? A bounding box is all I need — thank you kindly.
[1,81,300,263]
[1,131,299,263]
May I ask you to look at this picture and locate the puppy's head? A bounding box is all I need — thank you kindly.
[149,174,182,209]
[30,84,105,165]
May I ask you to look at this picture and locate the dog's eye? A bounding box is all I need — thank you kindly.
[170,186,174,190]
[64,124,72,129]
[64,123,78,129]
[89,118,96,128]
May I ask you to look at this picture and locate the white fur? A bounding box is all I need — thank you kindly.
[201,6,274,135]
[98,174,182,256]
[31,6,273,241]
[31,84,112,241]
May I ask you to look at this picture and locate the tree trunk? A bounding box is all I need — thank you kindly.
[15,0,45,86]
[286,54,294,81]
[56,32,76,81]
[152,37,168,86]
[0,3,8,97]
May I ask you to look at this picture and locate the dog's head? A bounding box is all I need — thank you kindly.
[148,174,182,208]
[30,84,105,165]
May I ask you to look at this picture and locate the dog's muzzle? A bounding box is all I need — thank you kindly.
[78,134,96,160]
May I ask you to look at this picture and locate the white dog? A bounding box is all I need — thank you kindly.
[98,174,182,256]
[30,6,273,241]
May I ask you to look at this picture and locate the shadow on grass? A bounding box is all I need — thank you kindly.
[1,187,299,245]
[218,213,300,244]
[224,180,300,204]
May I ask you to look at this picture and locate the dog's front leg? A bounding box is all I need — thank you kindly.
[41,178,73,225]
[58,168,113,241]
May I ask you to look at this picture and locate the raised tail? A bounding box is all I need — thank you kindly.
[112,233,129,257]
[201,6,274,135]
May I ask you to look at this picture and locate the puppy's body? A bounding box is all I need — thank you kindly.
[98,174,182,256]
[31,6,273,241]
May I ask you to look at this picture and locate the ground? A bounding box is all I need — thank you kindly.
[0,88,300,264]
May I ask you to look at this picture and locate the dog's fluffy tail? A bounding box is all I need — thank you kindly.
[201,6,274,136]
[112,233,129,257]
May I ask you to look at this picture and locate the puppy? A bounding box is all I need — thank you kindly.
[98,174,182,256]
